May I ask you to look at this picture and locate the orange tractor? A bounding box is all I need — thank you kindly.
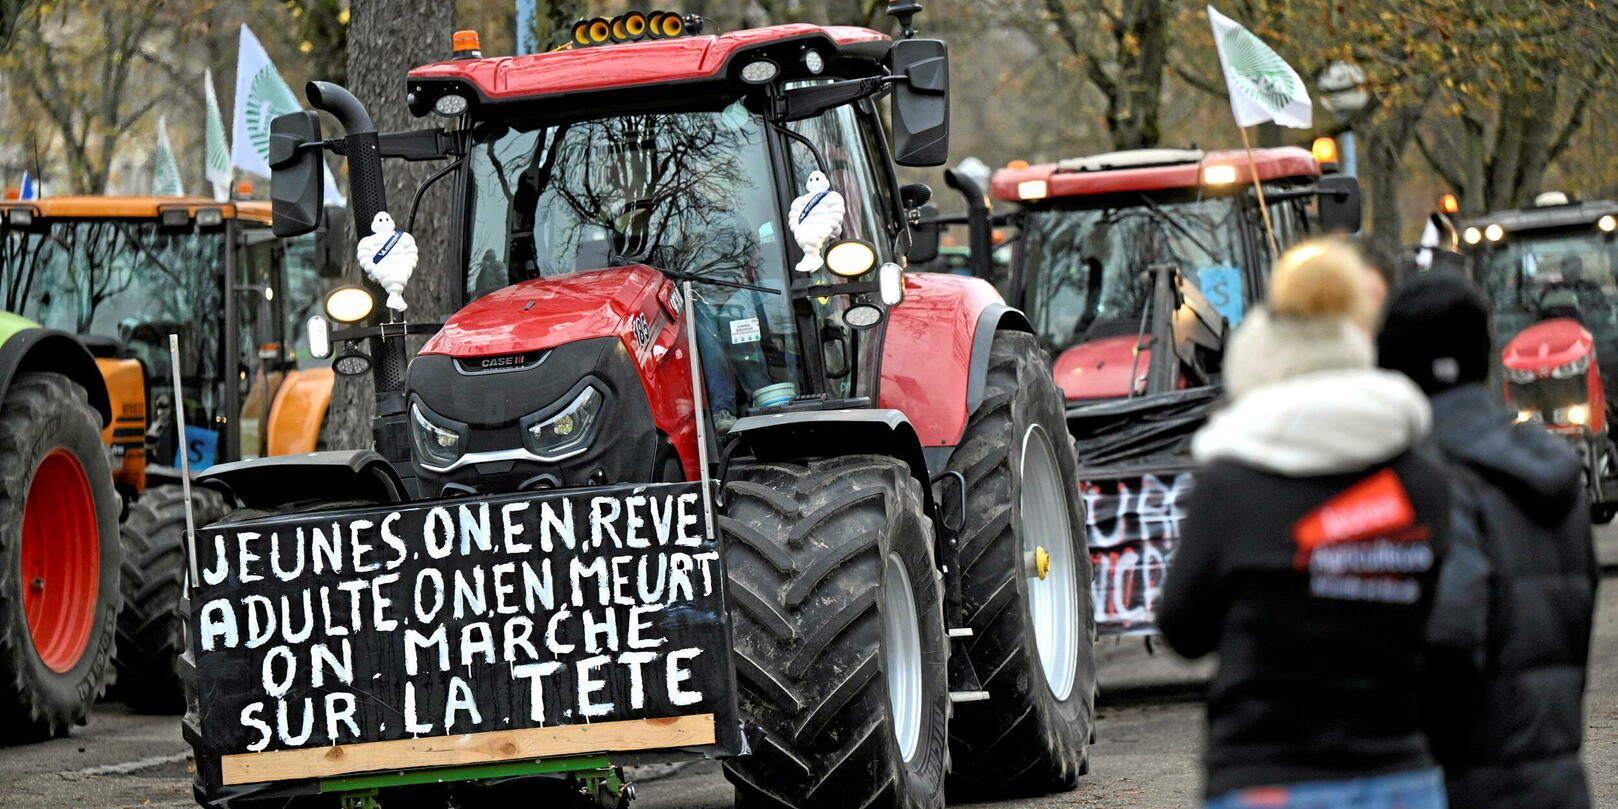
[0,196,339,731]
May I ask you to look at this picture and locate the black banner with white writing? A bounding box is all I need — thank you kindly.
[1082,471,1194,636]
[187,482,737,761]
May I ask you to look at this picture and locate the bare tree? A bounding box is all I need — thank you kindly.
[322,0,457,450]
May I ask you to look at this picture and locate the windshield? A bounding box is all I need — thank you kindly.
[1479,232,1618,344]
[2,219,225,382]
[1021,198,1246,354]
[467,103,788,294]
[466,102,804,414]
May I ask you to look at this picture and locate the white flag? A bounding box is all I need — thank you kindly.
[204,68,232,200]
[231,24,345,204]
[1207,6,1312,129]
[153,116,185,197]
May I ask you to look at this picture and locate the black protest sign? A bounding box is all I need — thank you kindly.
[187,481,737,777]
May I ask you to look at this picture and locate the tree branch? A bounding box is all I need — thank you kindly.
[1548,80,1596,163]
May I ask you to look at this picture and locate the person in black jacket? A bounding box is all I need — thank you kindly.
[1378,270,1598,809]
[1160,239,1454,809]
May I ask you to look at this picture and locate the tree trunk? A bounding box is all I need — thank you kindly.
[321,0,457,451]
[534,0,586,51]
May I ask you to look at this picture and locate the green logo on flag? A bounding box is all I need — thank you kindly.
[242,66,301,161]
[1220,27,1301,114]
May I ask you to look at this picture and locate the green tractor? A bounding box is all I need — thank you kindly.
[0,307,122,741]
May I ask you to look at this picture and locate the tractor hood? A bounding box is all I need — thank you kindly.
[420,266,674,358]
[1501,317,1592,375]
[1053,335,1151,400]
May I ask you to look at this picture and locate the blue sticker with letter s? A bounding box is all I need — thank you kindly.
[175,426,218,471]
[1199,266,1245,326]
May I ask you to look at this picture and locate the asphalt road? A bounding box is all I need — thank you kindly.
[6,534,1615,809]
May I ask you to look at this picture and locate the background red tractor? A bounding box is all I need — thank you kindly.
[1453,193,1618,522]
[185,6,1097,808]
[922,145,1359,635]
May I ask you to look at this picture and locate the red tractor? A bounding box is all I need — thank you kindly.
[1453,193,1618,522]
[924,146,1359,635]
[184,6,1095,808]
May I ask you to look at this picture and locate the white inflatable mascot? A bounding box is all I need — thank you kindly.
[356,211,418,312]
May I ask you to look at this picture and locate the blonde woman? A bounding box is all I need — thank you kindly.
[1161,239,1453,809]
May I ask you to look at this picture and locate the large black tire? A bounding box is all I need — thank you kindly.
[721,456,948,809]
[0,372,122,742]
[115,483,228,714]
[945,331,1096,794]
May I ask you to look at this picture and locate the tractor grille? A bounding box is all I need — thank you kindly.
[407,336,662,495]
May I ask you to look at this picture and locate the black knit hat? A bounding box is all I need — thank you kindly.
[1376,270,1492,395]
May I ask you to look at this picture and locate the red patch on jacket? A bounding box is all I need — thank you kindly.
[1292,468,1417,570]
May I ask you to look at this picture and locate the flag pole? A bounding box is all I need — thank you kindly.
[1238,125,1280,261]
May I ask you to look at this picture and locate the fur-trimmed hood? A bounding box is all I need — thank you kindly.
[1193,368,1432,476]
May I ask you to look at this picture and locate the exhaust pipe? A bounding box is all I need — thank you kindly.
[305,81,412,488]
[945,167,993,282]
[306,81,388,235]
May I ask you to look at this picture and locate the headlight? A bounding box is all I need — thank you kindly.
[1503,365,1538,384]
[433,93,469,116]
[1516,410,1537,423]
[410,403,464,469]
[825,240,878,277]
[522,385,604,460]
[1549,354,1590,378]
[325,286,376,323]
[1552,404,1590,426]
[1484,223,1505,242]
[1462,226,1483,245]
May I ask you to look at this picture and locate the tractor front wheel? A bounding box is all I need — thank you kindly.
[722,456,947,809]
[945,331,1096,795]
[115,483,228,714]
[0,372,121,742]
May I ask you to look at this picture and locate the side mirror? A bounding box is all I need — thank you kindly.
[1317,174,1362,233]
[907,203,941,265]
[899,183,932,210]
[268,111,324,238]
[889,39,949,167]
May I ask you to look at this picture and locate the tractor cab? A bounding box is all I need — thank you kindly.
[0,197,338,475]
[926,144,1360,636]
[987,147,1354,401]
[1456,193,1618,521]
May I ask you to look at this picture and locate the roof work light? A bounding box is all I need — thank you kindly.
[573,10,700,47]
[1202,164,1239,185]
[1017,180,1048,200]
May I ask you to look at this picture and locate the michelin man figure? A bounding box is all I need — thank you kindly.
[788,170,845,273]
[356,211,418,312]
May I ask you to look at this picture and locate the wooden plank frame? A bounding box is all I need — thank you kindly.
[221,713,716,785]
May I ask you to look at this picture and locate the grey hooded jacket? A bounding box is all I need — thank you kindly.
[1423,383,1598,809]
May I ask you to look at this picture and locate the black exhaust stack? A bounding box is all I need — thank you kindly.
[304,80,415,494]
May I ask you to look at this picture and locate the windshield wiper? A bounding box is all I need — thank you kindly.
[1133,193,1219,263]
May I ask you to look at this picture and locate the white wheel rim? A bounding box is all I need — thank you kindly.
[1020,424,1080,700]
[882,553,923,762]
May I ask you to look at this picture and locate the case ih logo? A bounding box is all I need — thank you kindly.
[455,351,545,374]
